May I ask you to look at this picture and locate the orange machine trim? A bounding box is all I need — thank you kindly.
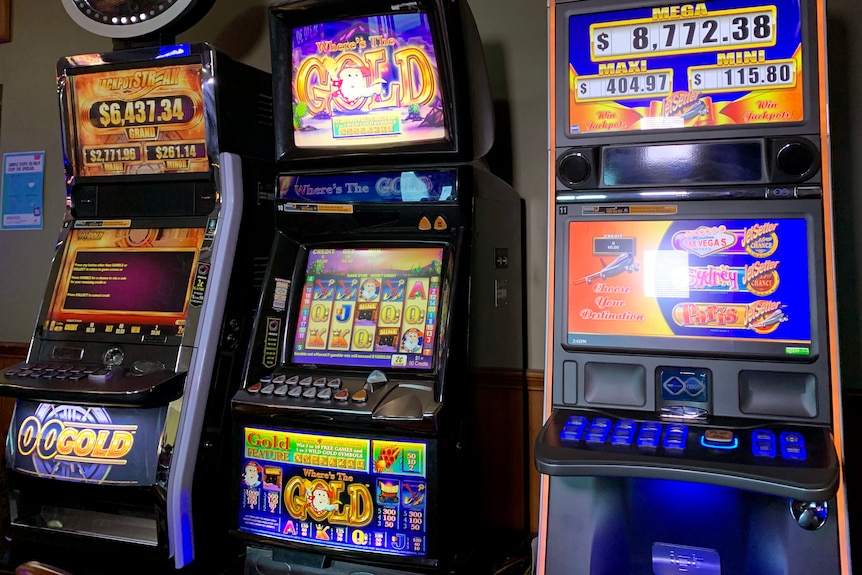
[536,1,557,574]
[817,0,851,572]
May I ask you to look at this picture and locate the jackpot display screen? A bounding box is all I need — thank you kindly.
[239,427,428,557]
[567,0,805,135]
[292,247,444,370]
[291,13,447,148]
[565,217,815,357]
[44,227,205,339]
[67,62,210,177]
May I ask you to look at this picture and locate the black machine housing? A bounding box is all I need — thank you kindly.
[231,163,523,572]
[0,43,275,571]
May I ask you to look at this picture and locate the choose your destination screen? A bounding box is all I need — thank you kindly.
[566,218,813,355]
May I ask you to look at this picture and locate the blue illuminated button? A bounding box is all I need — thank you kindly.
[662,424,688,452]
[611,420,637,447]
[637,422,662,450]
[752,429,777,458]
[780,432,807,461]
[585,418,612,445]
[560,415,588,442]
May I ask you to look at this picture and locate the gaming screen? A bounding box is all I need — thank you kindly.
[567,0,805,135]
[44,227,206,339]
[566,217,814,357]
[239,427,428,557]
[67,62,210,177]
[292,247,444,370]
[291,12,447,148]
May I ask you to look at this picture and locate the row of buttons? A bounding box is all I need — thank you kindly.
[560,416,808,461]
[561,416,688,451]
[245,370,389,404]
[751,429,807,460]
[246,375,360,402]
[4,363,112,383]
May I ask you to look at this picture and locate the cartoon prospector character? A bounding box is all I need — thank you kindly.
[328,62,386,106]
[242,461,262,488]
[306,481,341,513]
[358,278,381,302]
[400,328,423,353]
[242,461,263,509]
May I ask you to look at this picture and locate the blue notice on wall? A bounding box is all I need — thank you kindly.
[1,151,45,230]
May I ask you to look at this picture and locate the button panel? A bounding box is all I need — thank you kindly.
[236,369,400,416]
[558,414,811,465]
[6,362,115,383]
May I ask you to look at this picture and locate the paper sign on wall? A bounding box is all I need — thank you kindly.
[1,151,45,230]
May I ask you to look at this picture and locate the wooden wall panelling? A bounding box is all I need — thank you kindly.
[526,369,544,534]
[0,343,27,461]
[472,367,546,536]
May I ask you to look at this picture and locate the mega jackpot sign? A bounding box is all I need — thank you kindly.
[292,247,444,370]
[565,216,814,357]
[568,0,805,134]
[67,63,209,177]
[239,427,428,557]
[44,227,206,338]
[291,13,446,147]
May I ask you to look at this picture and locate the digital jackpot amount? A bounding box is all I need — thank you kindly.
[568,0,804,133]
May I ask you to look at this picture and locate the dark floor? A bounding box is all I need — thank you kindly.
[0,527,534,575]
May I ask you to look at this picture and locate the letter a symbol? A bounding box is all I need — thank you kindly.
[408,281,426,300]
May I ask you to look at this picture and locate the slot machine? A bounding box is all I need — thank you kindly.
[0,42,275,571]
[536,0,849,574]
[230,0,524,574]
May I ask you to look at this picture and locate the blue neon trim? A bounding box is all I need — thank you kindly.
[699,436,739,450]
